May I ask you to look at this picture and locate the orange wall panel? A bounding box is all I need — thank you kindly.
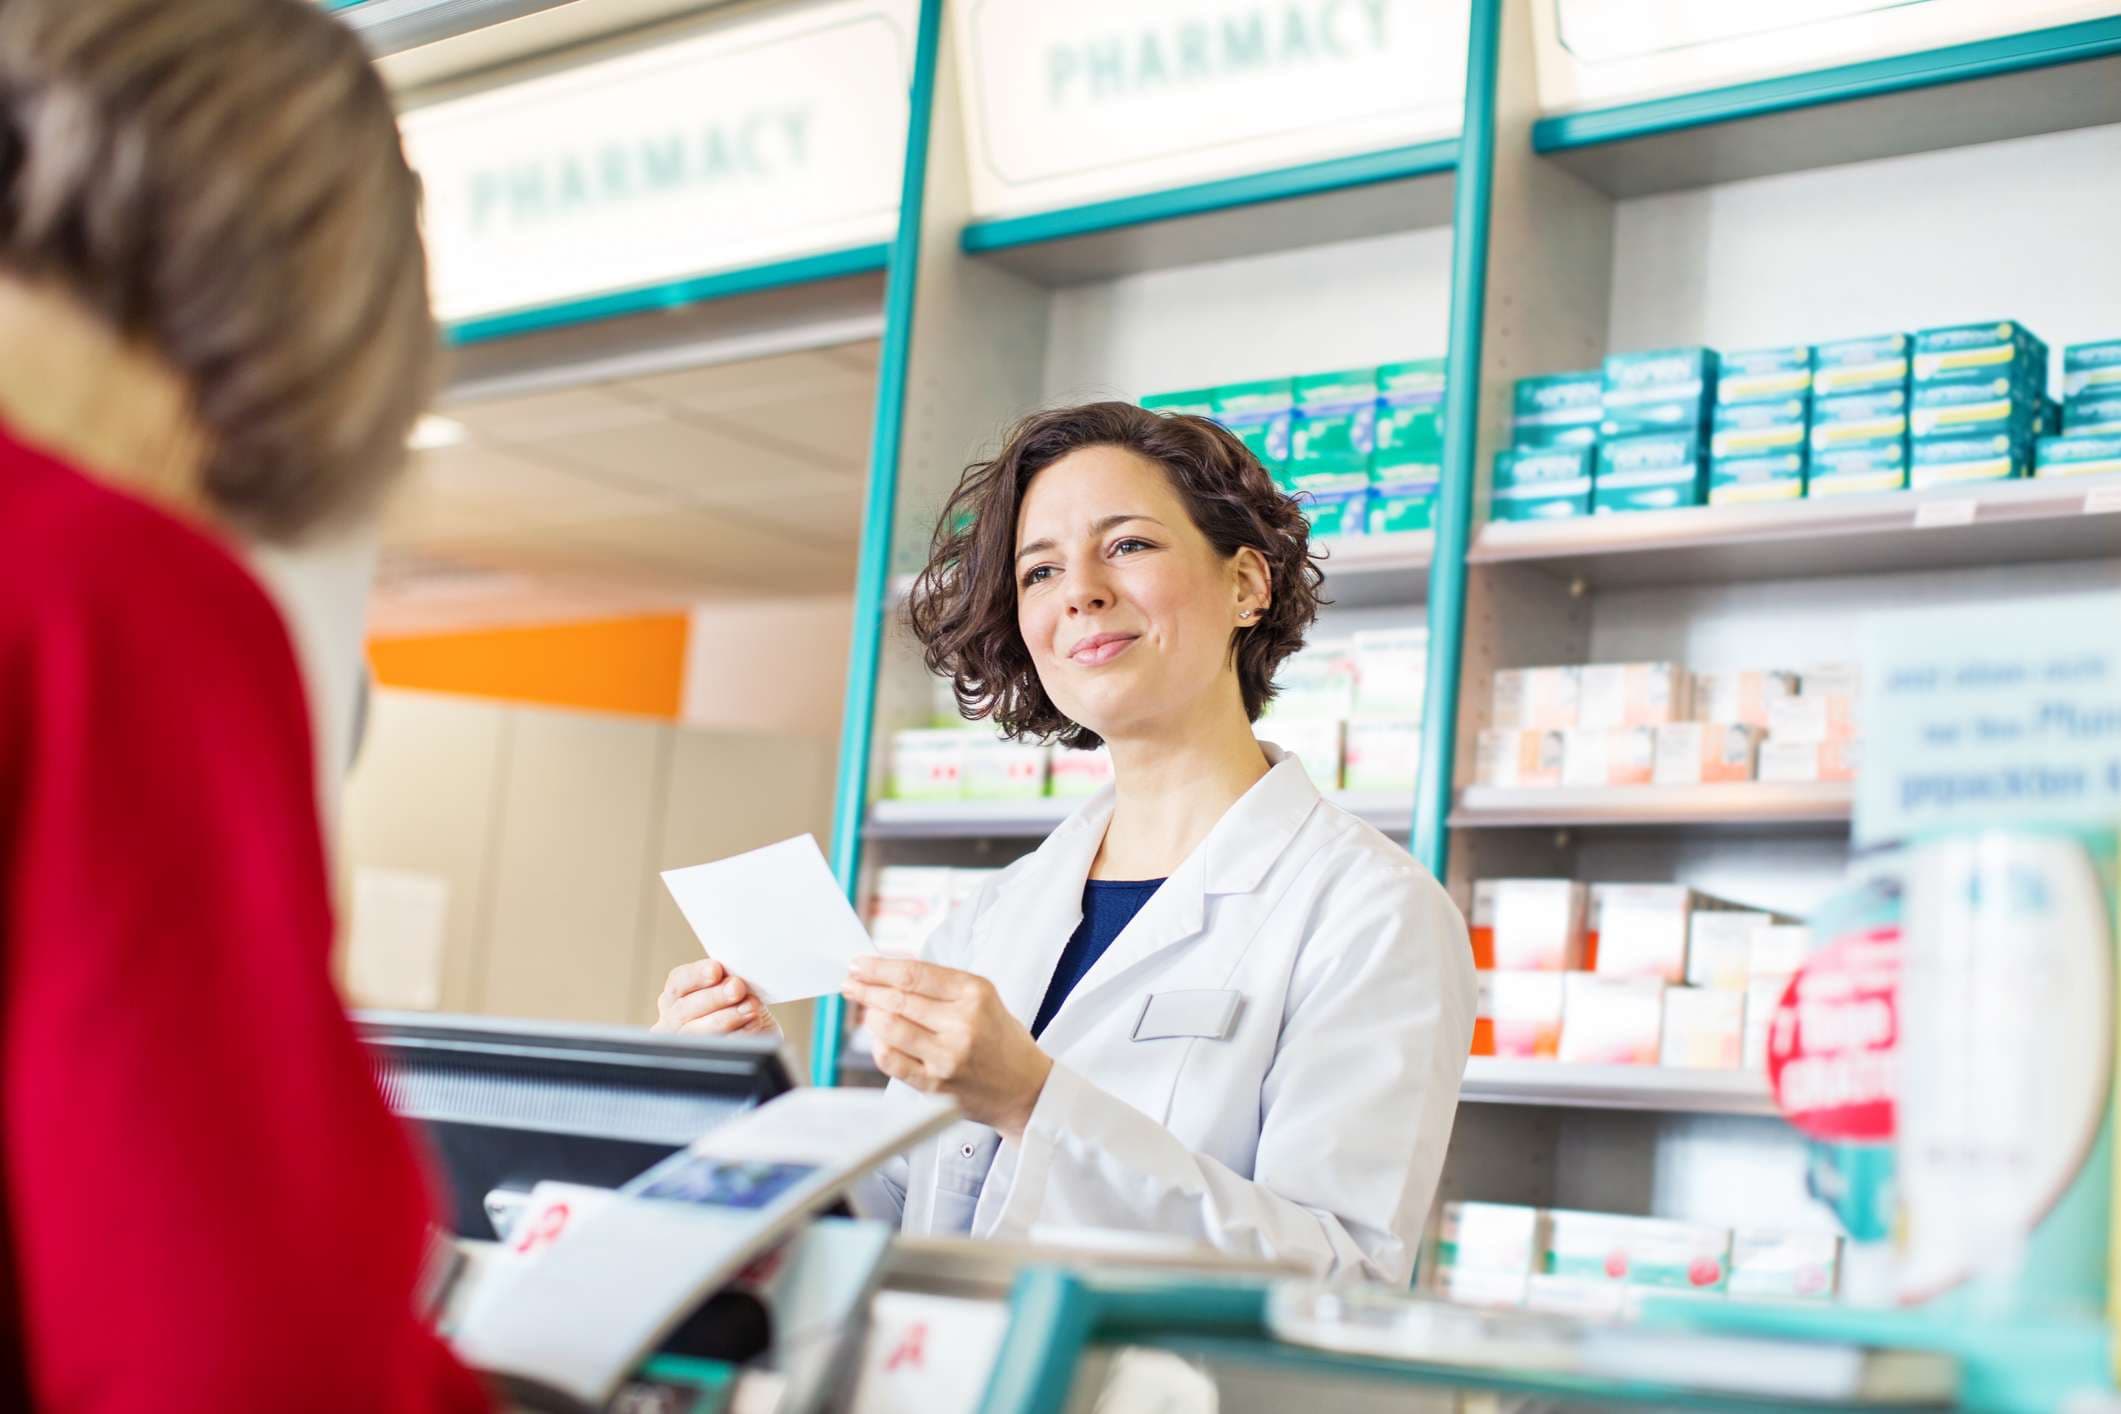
[368,613,689,719]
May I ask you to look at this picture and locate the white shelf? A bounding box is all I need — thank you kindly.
[1468,474,2121,589]
[1450,781,1853,831]
[866,789,1415,840]
[1461,1058,1776,1117]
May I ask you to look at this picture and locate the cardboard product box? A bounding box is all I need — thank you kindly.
[1494,444,1594,489]
[1490,971,1566,1058]
[1470,971,1495,1055]
[1661,986,1746,1069]
[1910,376,2043,440]
[1600,346,1718,438]
[2043,395,2065,435]
[1710,397,1809,459]
[1468,879,1497,970]
[1688,911,1773,990]
[1716,345,1813,405]
[1375,358,1447,472]
[1275,637,1359,719]
[890,728,966,800]
[1491,879,1588,971]
[1343,716,1420,792]
[1810,388,1908,449]
[2037,431,2121,479]
[1744,974,1792,1070]
[1692,669,1799,728]
[1910,431,2033,488]
[1491,480,1594,522]
[1492,665,1582,731]
[1558,974,1666,1065]
[1259,716,1343,792]
[1728,1229,1842,1301]
[1212,377,1295,464]
[1654,721,1764,786]
[1049,745,1114,797]
[1512,369,1604,447]
[1431,1202,1545,1303]
[961,735,1049,800]
[1367,472,1439,535]
[1475,727,1566,788]
[1768,692,1859,744]
[1562,727,1656,787]
[1352,626,1429,717]
[1578,661,1691,729]
[1807,438,1907,496]
[867,866,956,957]
[1545,1211,1734,1294]
[1593,883,1699,983]
[1595,430,1705,513]
[1291,366,1381,465]
[1911,319,2047,387]
[1812,333,1909,397]
[1751,924,1814,979]
[1757,737,1860,783]
[2065,392,2121,435]
[1139,386,1217,417]
[1709,451,1808,504]
[2064,338,2121,400]
[1295,484,1368,538]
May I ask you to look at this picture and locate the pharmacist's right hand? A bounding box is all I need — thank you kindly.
[652,958,780,1037]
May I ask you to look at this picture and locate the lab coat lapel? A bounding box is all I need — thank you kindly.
[1031,749,1321,1055]
[981,785,1114,1028]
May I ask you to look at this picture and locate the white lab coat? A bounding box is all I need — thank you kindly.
[850,745,1476,1284]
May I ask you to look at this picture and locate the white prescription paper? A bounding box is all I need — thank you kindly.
[660,834,869,1003]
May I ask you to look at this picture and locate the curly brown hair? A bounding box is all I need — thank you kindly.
[905,400,1326,750]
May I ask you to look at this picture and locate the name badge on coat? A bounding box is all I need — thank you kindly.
[1132,989,1242,1042]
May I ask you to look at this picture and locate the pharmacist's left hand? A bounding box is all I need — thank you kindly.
[844,956,1052,1140]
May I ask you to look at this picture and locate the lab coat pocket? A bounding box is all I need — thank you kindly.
[1132,989,1243,1042]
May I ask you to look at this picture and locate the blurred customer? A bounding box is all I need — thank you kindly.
[0,1,485,1407]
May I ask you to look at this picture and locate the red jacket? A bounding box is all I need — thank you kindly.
[0,429,488,1410]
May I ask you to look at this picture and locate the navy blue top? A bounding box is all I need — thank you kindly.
[1030,878,1165,1039]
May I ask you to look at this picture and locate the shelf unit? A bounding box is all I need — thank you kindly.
[1450,781,1853,831]
[1458,1059,1774,1117]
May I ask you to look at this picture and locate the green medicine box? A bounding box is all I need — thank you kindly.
[1297,487,1368,538]
[1812,334,1910,397]
[2063,339,2121,400]
[1212,377,1295,464]
[1717,345,1812,405]
[1710,398,1808,459]
[1291,366,1380,465]
[1595,430,1705,514]
[2036,432,2121,478]
[1368,466,1439,535]
[1512,370,1603,447]
[1809,439,1908,497]
[1375,358,1447,473]
[1140,386,1217,417]
[1709,451,1807,505]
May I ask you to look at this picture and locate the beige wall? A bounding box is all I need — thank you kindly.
[340,688,834,1056]
[681,595,854,741]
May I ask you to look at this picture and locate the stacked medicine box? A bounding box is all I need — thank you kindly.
[1491,370,1601,521]
[1708,346,1811,503]
[1907,320,2052,490]
[2036,337,2121,480]
[1596,347,1717,513]
[1808,334,1910,496]
[1141,360,1447,539]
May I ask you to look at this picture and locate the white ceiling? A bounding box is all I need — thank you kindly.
[372,339,877,632]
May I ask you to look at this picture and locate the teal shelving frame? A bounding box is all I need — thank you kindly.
[1532,14,2121,153]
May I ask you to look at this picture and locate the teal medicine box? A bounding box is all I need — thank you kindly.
[1495,444,1593,488]
[1213,377,1295,465]
[1368,468,1439,535]
[1710,397,1808,459]
[1491,444,1592,522]
[1595,429,1705,514]
[1911,320,2048,389]
[2063,339,2121,400]
[1909,431,2033,489]
[1291,366,1380,466]
[1717,345,1813,406]
[1809,439,1908,497]
[2036,432,2121,479]
[1812,334,1910,397]
[1600,346,1718,438]
[1512,370,1603,448]
[1811,389,1908,449]
[1374,359,1447,475]
[1709,450,1807,505]
[1909,377,2043,440]
[2067,392,2121,436]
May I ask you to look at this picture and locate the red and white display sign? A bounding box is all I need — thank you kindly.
[1767,927,1900,1143]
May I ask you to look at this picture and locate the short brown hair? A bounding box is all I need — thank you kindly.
[906,401,1325,750]
[0,0,435,541]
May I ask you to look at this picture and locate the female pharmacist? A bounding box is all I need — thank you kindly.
[0,1,484,1407]
[655,402,1475,1282]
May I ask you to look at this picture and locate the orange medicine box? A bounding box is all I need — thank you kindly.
[1491,972,1566,1058]
[1562,727,1657,787]
[1559,974,1666,1066]
[1661,987,1746,1069]
[1476,727,1565,787]
[1471,973,1496,1056]
[1768,692,1860,744]
[1688,911,1774,990]
[1593,884,1699,983]
[1578,661,1692,729]
[1492,666,1582,730]
[1757,737,1860,783]
[1653,722,1763,785]
[1691,668,1799,728]
[1491,879,1588,971]
[1468,879,1497,970]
